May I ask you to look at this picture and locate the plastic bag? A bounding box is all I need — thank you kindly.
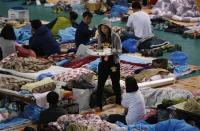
[111,5,128,17]
[21,104,44,123]
[72,88,93,111]
[122,38,138,53]
[170,51,188,66]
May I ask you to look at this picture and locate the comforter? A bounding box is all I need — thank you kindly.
[152,0,200,22]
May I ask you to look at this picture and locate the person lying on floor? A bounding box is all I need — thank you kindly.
[47,11,78,36]
[29,19,60,57]
[107,76,145,125]
[38,91,66,131]
[126,1,152,39]
[75,11,96,49]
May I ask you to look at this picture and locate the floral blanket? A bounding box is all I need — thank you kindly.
[152,0,200,22]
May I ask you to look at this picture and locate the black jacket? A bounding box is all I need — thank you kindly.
[75,21,95,48]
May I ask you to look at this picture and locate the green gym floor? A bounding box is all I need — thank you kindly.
[0,0,200,66]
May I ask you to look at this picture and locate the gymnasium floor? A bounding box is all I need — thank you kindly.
[0,0,200,66]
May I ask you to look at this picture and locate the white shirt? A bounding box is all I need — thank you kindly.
[121,90,145,125]
[127,11,152,38]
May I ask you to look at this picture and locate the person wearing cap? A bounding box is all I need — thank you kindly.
[95,18,122,111]
[29,19,60,57]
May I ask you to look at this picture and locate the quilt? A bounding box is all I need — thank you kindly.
[152,0,200,22]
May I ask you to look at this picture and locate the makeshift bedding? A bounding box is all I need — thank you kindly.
[133,68,170,82]
[0,53,51,73]
[117,119,199,131]
[53,68,94,85]
[0,76,31,91]
[119,54,153,65]
[58,27,76,42]
[66,122,95,131]
[84,59,146,77]
[47,53,75,62]
[184,97,200,114]
[49,114,126,131]
[21,78,56,93]
[141,87,193,107]
[152,0,200,22]
[0,118,30,130]
[170,75,200,96]
[0,66,71,80]
[64,56,98,68]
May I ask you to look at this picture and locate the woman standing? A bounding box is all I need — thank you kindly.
[96,18,122,111]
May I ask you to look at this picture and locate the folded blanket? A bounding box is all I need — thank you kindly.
[184,97,200,114]
[0,76,31,91]
[134,68,169,82]
[58,27,76,42]
[21,78,56,93]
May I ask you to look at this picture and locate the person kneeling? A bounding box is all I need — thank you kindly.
[107,76,145,125]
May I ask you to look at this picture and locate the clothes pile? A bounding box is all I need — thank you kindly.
[137,36,181,57]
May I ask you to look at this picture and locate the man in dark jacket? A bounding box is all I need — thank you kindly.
[29,20,60,57]
[38,91,66,130]
[75,11,96,48]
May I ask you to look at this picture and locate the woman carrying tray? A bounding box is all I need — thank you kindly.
[95,18,122,111]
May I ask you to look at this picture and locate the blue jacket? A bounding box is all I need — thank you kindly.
[29,25,60,56]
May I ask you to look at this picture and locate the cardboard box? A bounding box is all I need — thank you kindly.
[8,9,29,21]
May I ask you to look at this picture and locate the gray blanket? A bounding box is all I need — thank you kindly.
[152,0,200,22]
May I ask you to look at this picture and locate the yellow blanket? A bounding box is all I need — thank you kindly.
[21,78,56,93]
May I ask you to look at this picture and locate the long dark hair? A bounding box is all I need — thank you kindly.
[1,24,16,40]
[99,25,112,44]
